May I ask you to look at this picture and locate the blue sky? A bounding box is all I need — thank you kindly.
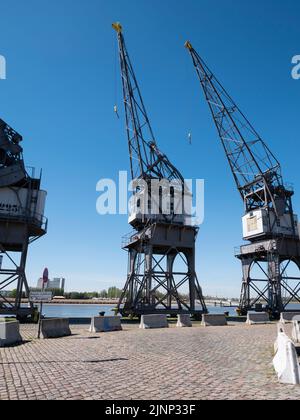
[0,0,299,297]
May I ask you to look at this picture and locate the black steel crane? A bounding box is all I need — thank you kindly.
[112,24,207,318]
[0,119,47,320]
[186,41,300,317]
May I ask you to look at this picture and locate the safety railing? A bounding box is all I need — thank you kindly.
[121,231,140,248]
[234,246,241,257]
[0,209,48,233]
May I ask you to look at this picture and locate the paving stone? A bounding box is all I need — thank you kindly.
[0,323,299,400]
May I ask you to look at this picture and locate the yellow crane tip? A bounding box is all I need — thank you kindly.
[112,22,123,33]
[185,41,193,50]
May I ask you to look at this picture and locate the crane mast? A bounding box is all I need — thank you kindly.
[186,41,300,317]
[112,25,207,318]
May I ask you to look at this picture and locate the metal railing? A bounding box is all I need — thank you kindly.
[234,246,241,257]
[0,209,48,233]
[122,231,140,248]
[284,182,294,193]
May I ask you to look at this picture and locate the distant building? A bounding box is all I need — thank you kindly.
[36,277,66,290]
[49,278,65,290]
[37,278,45,289]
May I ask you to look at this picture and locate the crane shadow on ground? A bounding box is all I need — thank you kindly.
[0,357,128,365]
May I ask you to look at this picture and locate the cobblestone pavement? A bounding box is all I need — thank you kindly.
[0,322,299,400]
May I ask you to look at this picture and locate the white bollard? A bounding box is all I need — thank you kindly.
[275,323,286,353]
[273,332,300,385]
[177,314,192,328]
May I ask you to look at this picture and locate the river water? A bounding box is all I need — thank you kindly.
[41,304,117,318]
[39,303,300,318]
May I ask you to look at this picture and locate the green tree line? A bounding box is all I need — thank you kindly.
[7,287,123,300]
[63,287,123,300]
[6,288,239,302]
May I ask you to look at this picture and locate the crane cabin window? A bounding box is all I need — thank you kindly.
[247,216,258,232]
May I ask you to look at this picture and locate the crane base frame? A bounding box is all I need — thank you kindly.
[0,219,46,322]
[118,223,207,319]
[236,237,300,318]
[0,241,34,321]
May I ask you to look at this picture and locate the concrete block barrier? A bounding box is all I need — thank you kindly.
[280,312,300,324]
[140,314,169,329]
[89,316,122,333]
[41,318,71,339]
[0,321,22,347]
[246,311,270,325]
[201,314,227,327]
[177,314,192,328]
[292,320,300,344]
[273,332,300,385]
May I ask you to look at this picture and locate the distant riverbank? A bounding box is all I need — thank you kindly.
[8,298,120,305]
[49,299,120,305]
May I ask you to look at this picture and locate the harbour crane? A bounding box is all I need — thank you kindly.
[0,119,47,320]
[185,41,300,317]
[112,23,207,318]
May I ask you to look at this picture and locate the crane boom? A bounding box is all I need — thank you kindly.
[185,42,292,216]
[113,23,184,184]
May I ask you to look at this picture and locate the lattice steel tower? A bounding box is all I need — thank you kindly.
[113,24,207,318]
[0,119,47,321]
[186,42,300,318]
